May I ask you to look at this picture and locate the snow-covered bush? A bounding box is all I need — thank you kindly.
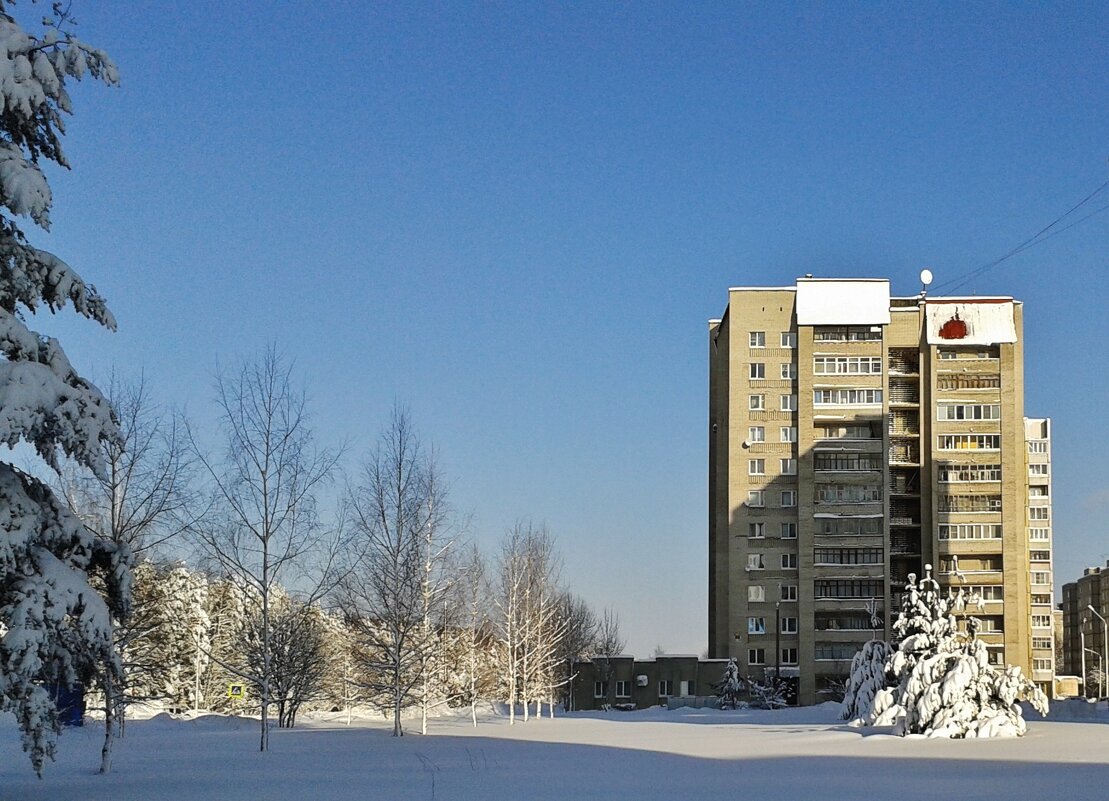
[713,658,743,709]
[747,677,789,710]
[843,566,1048,737]
[0,3,129,776]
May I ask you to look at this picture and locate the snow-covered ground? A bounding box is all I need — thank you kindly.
[1,704,1106,800]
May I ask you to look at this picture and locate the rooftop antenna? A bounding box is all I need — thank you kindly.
[919,268,933,298]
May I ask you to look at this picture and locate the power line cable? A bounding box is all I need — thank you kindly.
[933,178,1109,294]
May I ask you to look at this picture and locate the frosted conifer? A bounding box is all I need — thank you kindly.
[0,4,127,774]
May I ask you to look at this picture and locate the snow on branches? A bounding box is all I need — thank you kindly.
[842,565,1048,738]
[0,2,128,776]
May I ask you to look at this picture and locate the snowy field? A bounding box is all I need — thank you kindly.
[2,705,1107,801]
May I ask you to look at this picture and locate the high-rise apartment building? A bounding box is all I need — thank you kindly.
[1061,563,1109,697]
[708,278,1055,704]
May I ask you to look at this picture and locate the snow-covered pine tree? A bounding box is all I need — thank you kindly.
[840,639,891,721]
[0,4,129,775]
[713,658,743,710]
[845,566,1048,737]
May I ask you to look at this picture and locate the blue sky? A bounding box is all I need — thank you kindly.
[28,2,1109,655]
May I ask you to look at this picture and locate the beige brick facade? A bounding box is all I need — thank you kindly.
[709,279,1055,704]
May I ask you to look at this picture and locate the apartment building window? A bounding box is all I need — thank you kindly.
[748,522,765,539]
[748,648,766,665]
[780,426,798,443]
[747,490,765,507]
[1029,527,1050,540]
[1028,440,1048,454]
[749,426,765,442]
[1031,594,1053,605]
[1029,486,1049,498]
[938,495,1002,513]
[659,680,673,697]
[816,518,882,536]
[937,373,1001,390]
[813,547,883,565]
[1031,615,1052,628]
[781,394,798,412]
[750,362,766,379]
[939,524,1002,540]
[813,327,881,342]
[781,363,797,380]
[1033,658,1053,672]
[781,523,797,539]
[749,394,765,411]
[938,464,1002,482]
[937,346,998,360]
[975,617,1004,633]
[815,643,861,660]
[963,585,1004,601]
[781,553,798,569]
[1029,550,1051,562]
[813,388,883,406]
[750,332,765,348]
[813,356,882,375]
[780,458,797,475]
[748,585,765,602]
[815,484,882,504]
[781,617,798,634]
[780,490,797,508]
[816,423,879,440]
[594,681,608,698]
[747,553,765,570]
[936,403,1002,421]
[1029,464,1049,476]
[814,452,882,472]
[937,434,1001,450]
[615,680,630,698]
[780,332,797,348]
[814,579,883,599]
[781,648,798,665]
[1029,507,1049,521]
[780,584,798,601]
[748,617,766,635]
[1032,637,1053,650]
[749,459,765,475]
[1030,571,1050,585]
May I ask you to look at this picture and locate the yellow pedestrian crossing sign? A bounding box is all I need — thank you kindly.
[227,683,245,699]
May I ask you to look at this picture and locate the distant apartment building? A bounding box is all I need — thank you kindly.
[708,278,1056,705]
[1061,562,1109,696]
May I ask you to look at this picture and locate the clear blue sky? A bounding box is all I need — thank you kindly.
[30,2,1109,655]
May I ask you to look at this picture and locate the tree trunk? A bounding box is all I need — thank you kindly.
[99,674,114,775]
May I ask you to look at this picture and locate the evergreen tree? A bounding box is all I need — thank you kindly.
[713,658,743,710]
[844,566,1048,737]
[0,4,129,775]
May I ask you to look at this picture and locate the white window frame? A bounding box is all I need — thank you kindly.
[780,584,798,601]
[615,680,630,698]
[749,425,765,443]
[658,680,673,698]
[780,332,796,348]
[747,648,765,665]
[748,617,766,635]
[748,522,765,539]
[1029,464,1049,476]
[750,362,766,379]
[780,458,797,475]
[780,647,798,665]
[780,394,798,412]
[748,585,765,602]
[746,553,765,570]
[780,363,797,380]
[749,459,765,476]
[747,490,765,508]
[749,394,765,411]
[1029,507,1049,521]
[750,332,765,348]
[780,426,798,443]
[594,681,608,698]
[781,553,797,569]
[781,617,798,634]
[780,490,797,508]
[781,523,797,540]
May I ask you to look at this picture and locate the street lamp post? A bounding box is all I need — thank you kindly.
[775,601,781,682]
[1080,623,1088,699]
[1088,606,1108,700]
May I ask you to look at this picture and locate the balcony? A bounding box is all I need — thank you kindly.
[889,442,920,466]
[889,380,919,406]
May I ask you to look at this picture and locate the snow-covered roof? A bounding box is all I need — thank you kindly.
[925,298,1017,345]
[796,278,891,325]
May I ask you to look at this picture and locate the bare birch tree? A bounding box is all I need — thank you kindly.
[189,347,339,752]
[335,407,452,737]
[56,372,196,770]
[593,608,626,697]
